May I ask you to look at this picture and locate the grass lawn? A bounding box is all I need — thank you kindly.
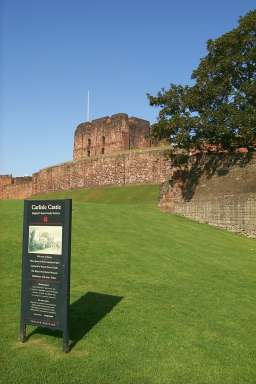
[0,184,255,384]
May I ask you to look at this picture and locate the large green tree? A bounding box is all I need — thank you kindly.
[148,10,256,150]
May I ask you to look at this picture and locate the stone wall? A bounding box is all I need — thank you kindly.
[160,152,256,237]
[0,175,13,187]
[172,194,256,237]
[0,176,33,200]
[73,113,150,161]
[1,147,255,238]
[0,148,172,199]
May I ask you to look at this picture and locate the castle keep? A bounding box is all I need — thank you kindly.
[73,113,150,160]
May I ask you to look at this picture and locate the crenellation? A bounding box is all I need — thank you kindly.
[0,175,13,187]
[13,176,32,184]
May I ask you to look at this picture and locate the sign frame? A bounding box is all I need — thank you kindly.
[20,199,72,352]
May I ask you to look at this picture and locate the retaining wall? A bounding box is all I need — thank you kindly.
[160,152,256,237]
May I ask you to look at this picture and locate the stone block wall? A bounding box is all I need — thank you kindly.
[32,148,172,195]
[172,193,256,237]
[73,113,150,161]
[0,148,172,199]
[0,176,33,200]
[160,152,256,237]
[0,175,13,187]
[1,147,255,238]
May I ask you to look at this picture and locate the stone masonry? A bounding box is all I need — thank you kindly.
[160,152,256,237]
[0,175,33,200]
[73,113,150,160]
[0,148,172,199]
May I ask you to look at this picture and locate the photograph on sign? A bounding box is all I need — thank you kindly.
[28,225,62,255]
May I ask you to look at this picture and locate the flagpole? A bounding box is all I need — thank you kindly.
[87,90,90,122]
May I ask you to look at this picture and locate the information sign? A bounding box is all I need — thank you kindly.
[20,199,72,352]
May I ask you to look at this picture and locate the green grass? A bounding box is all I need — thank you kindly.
[31,184,160,204]
[0,184,255,384]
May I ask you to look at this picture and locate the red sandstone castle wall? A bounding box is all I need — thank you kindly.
[0,175,33,199]
[73,113,150,161]
[0,148,172,199]
[1,149,255,238]
[128,117,150,150]
[0,180,33,200]
[32,148,172,195]
[0,175,13,187]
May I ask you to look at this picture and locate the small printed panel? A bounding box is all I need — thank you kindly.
[28,225,62,255]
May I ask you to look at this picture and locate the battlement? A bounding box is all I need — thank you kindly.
[0,174,32,187]
[0,175,13,187]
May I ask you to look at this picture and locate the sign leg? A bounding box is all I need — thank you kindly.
[63,330,69,353]
[20,323,26,342]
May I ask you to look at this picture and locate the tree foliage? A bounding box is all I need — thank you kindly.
[148,10,256,150]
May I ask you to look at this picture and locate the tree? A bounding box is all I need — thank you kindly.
[148,10,256,150]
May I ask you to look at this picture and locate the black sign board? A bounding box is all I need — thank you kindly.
[20,199,72,352]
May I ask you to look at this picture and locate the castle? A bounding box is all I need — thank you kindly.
[0,113,255,238]
[0,113,170,199]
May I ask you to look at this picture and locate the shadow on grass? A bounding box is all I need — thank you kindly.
[25,291,123,351]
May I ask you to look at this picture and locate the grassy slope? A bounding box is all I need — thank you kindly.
[31,184,160,204]
[0,184,255,384]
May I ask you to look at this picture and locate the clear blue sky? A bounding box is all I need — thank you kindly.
[1,0,255,176]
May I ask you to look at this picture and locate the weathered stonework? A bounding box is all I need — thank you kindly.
[172,194,256,237]
[160,152,256,237]
[73,113,150,160]
[0,147,172,199]
[0,175,13,188]
[0,175,33,200]
[32,148,172,195]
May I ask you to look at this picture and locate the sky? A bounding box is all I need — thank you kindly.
[1,0,255,176]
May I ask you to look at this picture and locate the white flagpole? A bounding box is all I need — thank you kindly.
[87,90,90,122]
